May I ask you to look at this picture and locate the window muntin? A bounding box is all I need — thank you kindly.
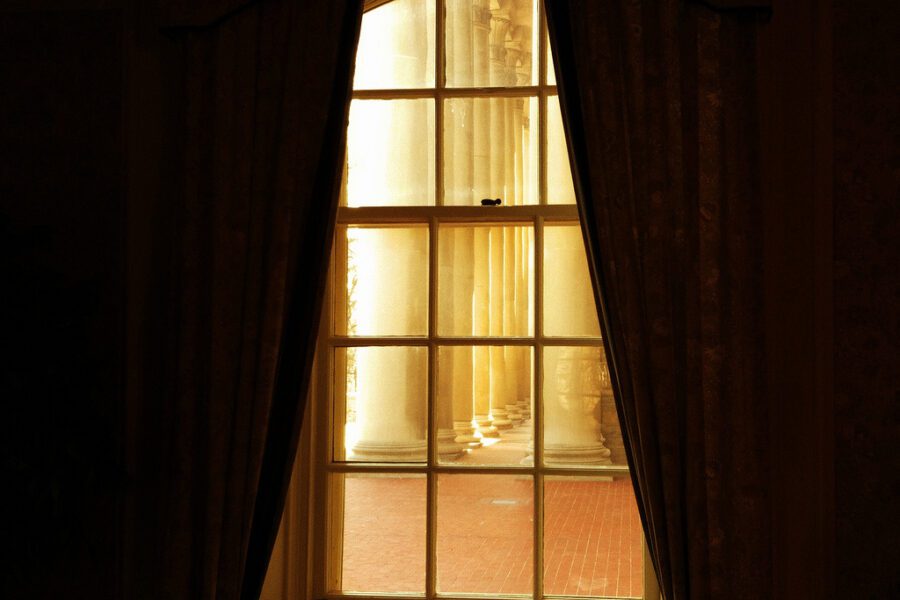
[317,1,649,598]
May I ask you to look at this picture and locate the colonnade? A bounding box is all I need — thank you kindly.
[343,0,621,466]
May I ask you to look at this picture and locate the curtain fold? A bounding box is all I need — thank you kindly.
[130,1,363,599]
[546,1,772,598]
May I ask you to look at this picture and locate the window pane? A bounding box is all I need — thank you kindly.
[445,0,538,88]
[334,225,428,336]
[443,97,538,205]
[328,473,426,593]
[344,99,435,206]
[438,224,534,336]
[547,95,576,204]
[544,476,643,598]
[543,224,601,337]
[353,0,435,90]
[543,346,627,467]
[333,347,427,463]
[437,346,533,465]
[437,474,533,594]
[546,27,556,85]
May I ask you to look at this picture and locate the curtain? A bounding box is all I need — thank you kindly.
[128,1,363,599]
[546,1,772,598]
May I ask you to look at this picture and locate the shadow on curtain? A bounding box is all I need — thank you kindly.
[127,1,362,599]
[546,1,772,598]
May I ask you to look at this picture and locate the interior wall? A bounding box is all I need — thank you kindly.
[0,6,125,599]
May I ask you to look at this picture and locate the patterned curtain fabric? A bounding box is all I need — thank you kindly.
[546,1,772,598]
[128,2,363,599]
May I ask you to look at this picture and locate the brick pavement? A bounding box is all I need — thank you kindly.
[339,427,643,598]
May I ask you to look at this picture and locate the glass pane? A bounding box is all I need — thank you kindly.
[543,224,600,336]
[353,0,435,90]
[544,476,643,597]
[546,27,556,85]
[329,473,426,593]
[445,0,538,88]
[544,346,627,467]
[437,224,534,336]
[437,474,533,594]
[444,97,538,205]
[344,99,435,206]
[547,95,577,204]
[437,346,533,465]
[333,347,427,463]
[334,225,428,336]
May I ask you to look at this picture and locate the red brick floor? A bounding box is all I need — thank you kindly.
[340,426,643,598]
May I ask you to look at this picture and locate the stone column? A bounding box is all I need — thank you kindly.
[350,226,429,461]
[434,232,470,460]
[489,227,513,430]
[543,346,612,465]
[437,231,479,448]
[502,156,524,425]
[514,215,532,421]
[471,2,497,438]
[541,221,609,463]
[353,346,427,461]
[436,362,467,460]
[442,4,480,450]
[451,228,480,446]
[472,228,497,437]
[487,5,514,431]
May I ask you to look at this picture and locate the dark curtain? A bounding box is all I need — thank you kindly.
[546,1,772,598]
[128,1,363,598]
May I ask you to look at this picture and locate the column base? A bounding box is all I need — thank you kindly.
[438,427,467,460]
[474,414,500,438]
[516,397,531,420]
[491,408,514,430]
[544,443,612,465]
[506,404,523,425]
[453,420,483,448]
[351,439,426,462]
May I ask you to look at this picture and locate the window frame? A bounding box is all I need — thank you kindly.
[297,2,662,599]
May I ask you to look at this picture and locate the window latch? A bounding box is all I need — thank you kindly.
[480,198,502,206]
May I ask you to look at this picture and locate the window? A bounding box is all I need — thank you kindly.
[308,1,659,599]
